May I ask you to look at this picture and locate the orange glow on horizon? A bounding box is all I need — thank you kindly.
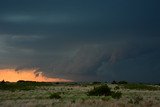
[0,69,72,82]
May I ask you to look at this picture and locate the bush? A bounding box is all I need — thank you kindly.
[114,86,120,90]
[87,85,112,96]
[111,81,117,84]
[49,93,61,99]
[0,80,5,84]
[111,91,122,99]
[92,82,102,85]
[118,81,128,84]
[87,85,122,99]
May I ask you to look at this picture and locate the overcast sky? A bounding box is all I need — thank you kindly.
[0,0,160,83]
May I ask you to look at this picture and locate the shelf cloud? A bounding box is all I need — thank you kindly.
[0,0,160,83]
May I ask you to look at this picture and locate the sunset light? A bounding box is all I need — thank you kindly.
[0,69,72,82]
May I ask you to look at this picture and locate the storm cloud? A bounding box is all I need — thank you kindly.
[0,0,160,83]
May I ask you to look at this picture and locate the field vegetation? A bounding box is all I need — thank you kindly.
[0,80,160,107]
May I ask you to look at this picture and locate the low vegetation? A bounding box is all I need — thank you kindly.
[111,91,122,99]
[0,82,35,91]
[121,83,160,91]
[87,85,122,99]
[128,95,143,104]
[111,80,128,84]
[0,81,159,107]
[0,80,54,91]
[87,85,112,96]
[49,92,61,99]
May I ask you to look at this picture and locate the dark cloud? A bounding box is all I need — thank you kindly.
[0,0,160,83]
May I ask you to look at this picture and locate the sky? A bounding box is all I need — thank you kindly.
[0,0,160,83]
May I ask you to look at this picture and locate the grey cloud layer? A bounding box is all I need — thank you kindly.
[0,0,160,82]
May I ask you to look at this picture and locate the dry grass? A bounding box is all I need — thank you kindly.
[0,83,160,107]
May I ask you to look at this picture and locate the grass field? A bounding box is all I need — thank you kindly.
[0,81,160,107]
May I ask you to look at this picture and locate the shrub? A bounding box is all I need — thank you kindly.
[49,93,61,99]
[92,81,102,85]
[111,80,117,84]
[87,85,122,99]
[0,80,5,84]
[87,85,112,96]
[111,91,122,99]
[118,81,128,84]
[114,86,120,90]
